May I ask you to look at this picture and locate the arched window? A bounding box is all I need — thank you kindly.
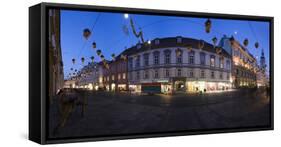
[189,51,195,64]
[176,48,183,64]
[164,49,171,64]
[153,51,160,65]
[200,52,206,65]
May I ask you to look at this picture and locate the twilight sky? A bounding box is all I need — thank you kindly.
[60,9,270,78]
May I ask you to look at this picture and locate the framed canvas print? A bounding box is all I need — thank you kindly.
[29,2,274,144]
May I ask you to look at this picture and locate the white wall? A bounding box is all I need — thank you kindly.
[0,0,279,147]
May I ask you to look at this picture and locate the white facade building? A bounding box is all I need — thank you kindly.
[127,37,232,93]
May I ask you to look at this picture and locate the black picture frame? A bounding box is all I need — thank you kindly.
[29,2,274,144]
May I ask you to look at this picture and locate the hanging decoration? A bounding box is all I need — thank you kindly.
[212,37,218,47]
[70,68,73,71]
[83,28,91,40]
[243,38,249,47]
[92,42,96,49]
[96,50,102,56]
[255,42,259,49]
[205,18,212,33]
[130,17,145,43]
[198,40,205,50]
[111,54,116,61]
[74,69,77,72]
[229,36,235,45]
[100,55,105,60]
[72,58,75,64]
[90,56,95,63]
[81,57,85,64]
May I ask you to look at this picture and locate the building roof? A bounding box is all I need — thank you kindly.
[119,36,231,58]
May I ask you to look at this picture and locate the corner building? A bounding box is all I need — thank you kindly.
[127,36,232,93]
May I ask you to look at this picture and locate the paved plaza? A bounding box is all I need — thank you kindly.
[48,88,271,139]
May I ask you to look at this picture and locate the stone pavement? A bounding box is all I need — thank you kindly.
[48,88,271,139]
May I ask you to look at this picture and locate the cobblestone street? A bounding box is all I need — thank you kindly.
[48,88,271,139]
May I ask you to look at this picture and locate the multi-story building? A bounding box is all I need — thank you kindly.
[102,56,128,92]
[257,49,269,87]
[219,35,257,88]
[126,36,232,93]
[48,9,64,103]
[75,62,102,90]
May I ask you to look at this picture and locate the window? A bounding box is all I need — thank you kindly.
[165,69,170,77]
[210,55,215,67]
[226,60,230,70]
[176,49,182,64]
[219,72,223,79]
[154,69,159,78]
[219,57,224,68]
[143,53,149,66]
[136,71,140,79]
[136,55,140,68]
[128,57,133,69]
[177,68,182,77]
[211,71,215,79]
[164,50,171,64]
[112,75,115,81]
[123,73,126,79]
[118,74,121,80]
[200,52,206,65]
[129,72,132,80]
[144,70,149,79]
[189,51,195,64]
[200,70,205,78]
[153,51,160,65]
[189,70,194,78]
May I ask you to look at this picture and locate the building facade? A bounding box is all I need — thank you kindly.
[102,57,128,92]
[48,9,64,103]
[257,49,269,87]
[219,35,257,88]
[127,37,232,93]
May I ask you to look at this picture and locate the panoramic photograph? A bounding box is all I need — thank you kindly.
[47,8,271,139]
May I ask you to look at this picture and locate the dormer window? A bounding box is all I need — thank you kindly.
[155,39,160,45]
[177,37,182,43]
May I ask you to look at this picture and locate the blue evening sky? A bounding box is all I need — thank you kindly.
[60,10,270,78]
